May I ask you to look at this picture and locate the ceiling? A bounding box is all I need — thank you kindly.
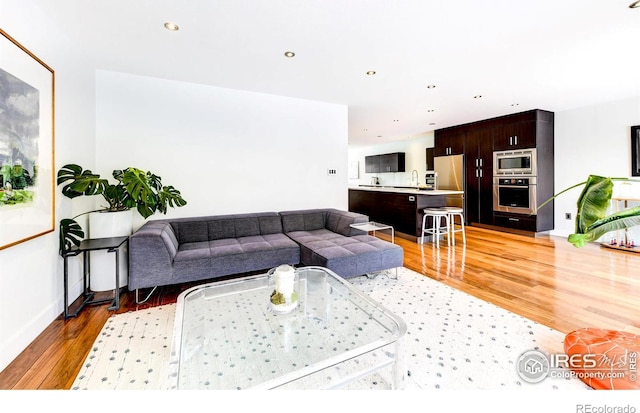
[32,0,640,146]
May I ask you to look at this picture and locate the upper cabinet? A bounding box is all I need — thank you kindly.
[492,110,554,151]
[434,127,465,156]
[365,155,380,173]
[365,152,406,173]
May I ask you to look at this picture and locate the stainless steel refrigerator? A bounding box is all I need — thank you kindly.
[433,154,465,209]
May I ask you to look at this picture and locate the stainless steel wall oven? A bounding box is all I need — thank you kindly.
[493,177,537,215]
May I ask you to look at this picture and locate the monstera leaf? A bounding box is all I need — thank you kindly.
[59,218,85,254]
[56,164,108,199]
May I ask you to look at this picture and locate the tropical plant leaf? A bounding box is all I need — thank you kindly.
[573,175,614,234]
[568,206,640,247]
[157,185,187,214]
[59,218,84,253]
[56,164,108,199]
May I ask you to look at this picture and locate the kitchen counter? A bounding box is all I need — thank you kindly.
[349,187,463,242]
[351,185,463,196]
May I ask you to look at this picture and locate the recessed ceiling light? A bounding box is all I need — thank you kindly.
[426,84,436,89]
[284,51,295,58]
[164,22,179,31]
[429,122,436,126]
[511,103,520,107]
[474,95,482,99]
[393,119,399,122]
[427,109,435,113]
[630,1,640,8]
[363,128,368,131]
[366,71,376,76]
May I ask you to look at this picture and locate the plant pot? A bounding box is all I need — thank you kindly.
[89,209,132,292]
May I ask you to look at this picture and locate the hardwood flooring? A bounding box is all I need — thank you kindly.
[1,226,639,390]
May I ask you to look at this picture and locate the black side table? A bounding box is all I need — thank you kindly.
[62,236,129,319]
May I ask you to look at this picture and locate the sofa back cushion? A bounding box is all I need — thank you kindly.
[325,210,366,236]
[170,212,283,243]
[279,209,327,233]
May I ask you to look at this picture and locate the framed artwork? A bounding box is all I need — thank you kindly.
[0,29,55,250]
[632,125,640,177]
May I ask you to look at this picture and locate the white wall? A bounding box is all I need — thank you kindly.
[348,133,434,188]
[96,71,348,231]
[0,3,96,371]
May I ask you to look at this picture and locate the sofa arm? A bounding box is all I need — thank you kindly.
[325,209,369,236]
[128,220,178,290]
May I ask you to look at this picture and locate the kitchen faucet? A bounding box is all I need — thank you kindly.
[411,169,419,186]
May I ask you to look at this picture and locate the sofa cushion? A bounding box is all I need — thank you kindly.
[325,210,368,236]
[172,233,301,284]
[279,209,327,233]
[286,229,403,278]
[208,219,237,240]
[170,212,284,243]
[234,217,260,237]
[173,220,210,243]
[258,215,284,235]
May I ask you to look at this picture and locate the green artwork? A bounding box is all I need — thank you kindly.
[0,66,39,206]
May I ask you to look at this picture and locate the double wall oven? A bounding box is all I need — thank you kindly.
[493,148,538,215]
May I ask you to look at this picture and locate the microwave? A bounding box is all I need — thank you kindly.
[493,148,537,176]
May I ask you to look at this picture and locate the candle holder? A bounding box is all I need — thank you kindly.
[268,265,299,314]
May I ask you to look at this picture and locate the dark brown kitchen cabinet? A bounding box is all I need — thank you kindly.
[493,212,537,232]
[434,127,465,156]
[492,110,553,151]
[364,152,406,173]
[380,152,405,172]
[465,127,494,226]
[365,155,379,173]
[434,108,554,234]
[348,189,446,238]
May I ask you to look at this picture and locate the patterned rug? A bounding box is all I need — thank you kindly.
[71,267,589,390]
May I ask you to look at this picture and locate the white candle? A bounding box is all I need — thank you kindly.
[275,265,295,301]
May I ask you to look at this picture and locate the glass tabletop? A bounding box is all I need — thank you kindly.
[350,221,394,231]
[167,266,406,390]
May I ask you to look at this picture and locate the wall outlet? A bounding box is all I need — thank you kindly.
[327,168,337,175]
[565,212,572,220]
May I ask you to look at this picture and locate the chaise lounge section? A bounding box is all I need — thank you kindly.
[128,208,403,301]
[279,209,404,278]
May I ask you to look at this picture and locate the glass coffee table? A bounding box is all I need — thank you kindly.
[167,266,407,390]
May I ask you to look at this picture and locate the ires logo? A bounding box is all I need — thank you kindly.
[516,350,636,384]
[551,353,597,369]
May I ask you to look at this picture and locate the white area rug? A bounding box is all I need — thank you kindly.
[72,267,589,390]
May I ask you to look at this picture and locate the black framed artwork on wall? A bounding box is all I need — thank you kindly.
[632,125,640,177]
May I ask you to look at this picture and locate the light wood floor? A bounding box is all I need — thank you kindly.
[1,225,639,389]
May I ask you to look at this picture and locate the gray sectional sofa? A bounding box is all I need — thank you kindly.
[128,208,403,301]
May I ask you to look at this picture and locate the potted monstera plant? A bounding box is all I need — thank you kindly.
[538,175,640,247]
[56,164,187,253]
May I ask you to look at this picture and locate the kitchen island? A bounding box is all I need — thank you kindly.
[348,186,464,242]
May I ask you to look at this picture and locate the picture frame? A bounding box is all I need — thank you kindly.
[0,29,55,250]
[632,125,640,177]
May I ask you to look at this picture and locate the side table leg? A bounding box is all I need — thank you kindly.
[63,256,70,319]
[108,248,121,311]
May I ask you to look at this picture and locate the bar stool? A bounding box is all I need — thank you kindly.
[442,206,466,245]
[421,208,450,248]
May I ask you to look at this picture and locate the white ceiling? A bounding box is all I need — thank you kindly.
[33,0,640,146]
